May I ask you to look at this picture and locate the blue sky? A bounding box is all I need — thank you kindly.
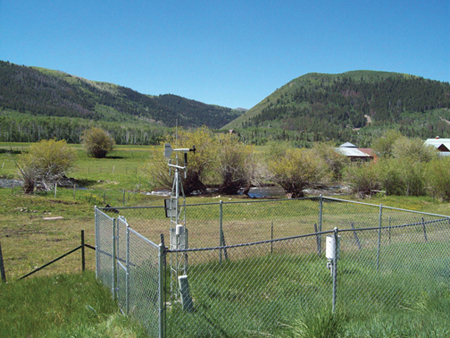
[1,0,449,109]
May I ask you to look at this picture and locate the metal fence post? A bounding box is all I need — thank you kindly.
[271,221,274,254]
[318,194,323,256]
[421,217,428,242]
[81,230,85,272]
[126,224,130,315]
[332,227,338,313]
[95,206,99,279]
[159,234,166,338]
[388,216,391,244]
[112,218,117,300]
[219,200,223,264]
[0,241,6,283]
[376,204,382,270]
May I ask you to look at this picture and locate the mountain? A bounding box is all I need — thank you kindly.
[224,71,450,146]
[0,61,244,144]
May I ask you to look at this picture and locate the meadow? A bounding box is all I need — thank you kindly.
[0,272,148,337]
[1,141,450,279]
[1,142,450,337]
[162,240,450,337]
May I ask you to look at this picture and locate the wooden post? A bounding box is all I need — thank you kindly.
[0,241,6,283]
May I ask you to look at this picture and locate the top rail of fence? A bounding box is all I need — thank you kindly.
[97,205,164,210]
[167,228,336,253]
[97,196,450,220]
[322,196,450,218]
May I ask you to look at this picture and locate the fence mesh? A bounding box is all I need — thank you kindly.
[95,209,115,294]
[127,228,160,337]
[165,235,330,337]
[95,197,450,337]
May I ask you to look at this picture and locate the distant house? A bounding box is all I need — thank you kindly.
[424,137,450,156]
[335,142,374,161]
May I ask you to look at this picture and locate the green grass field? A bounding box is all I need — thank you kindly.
[0,272,148,338]
[107,236,450,337]
[1,142,450,337]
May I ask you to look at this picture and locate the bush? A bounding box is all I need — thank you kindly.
[16,139,77,193]
[217,133,254,195]
[268,147,330,198]
[426,157,450,201]
[374,137,436,197]
[82,127,115,158]
[345,162,380,197]
[312,142,350,181]
[144,127,216,195]
[391,136,438,163]
[372,129,403,158]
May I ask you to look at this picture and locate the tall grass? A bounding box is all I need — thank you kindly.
[159,238,450,337]
[0,272,147,338]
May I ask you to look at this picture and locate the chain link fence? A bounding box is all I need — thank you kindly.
[95,197,450,337]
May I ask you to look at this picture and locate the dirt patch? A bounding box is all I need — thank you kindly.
[2,226,44,237]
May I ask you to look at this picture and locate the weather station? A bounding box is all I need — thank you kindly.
[164,142,195,309]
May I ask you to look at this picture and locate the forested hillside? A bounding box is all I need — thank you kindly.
[225,71,450,146]
[0,61,243,144]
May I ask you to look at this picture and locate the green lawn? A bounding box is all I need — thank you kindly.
[0,272,147,338]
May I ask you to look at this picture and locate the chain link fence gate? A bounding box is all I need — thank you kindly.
[95,197,450,337]
[95,208,163,337]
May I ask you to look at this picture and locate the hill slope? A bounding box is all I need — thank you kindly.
[0,61,243,129]
[224,71,450,145]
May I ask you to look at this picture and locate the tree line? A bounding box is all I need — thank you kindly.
[14,127,450,202]
[0,113,165,145]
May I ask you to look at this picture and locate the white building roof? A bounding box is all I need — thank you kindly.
[339,142,357,148]
[335,147,371,157]
[424,138,450,146]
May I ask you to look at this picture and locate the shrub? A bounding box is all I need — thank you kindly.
[217,133,254,195]
[144,127,217,195]
[372,129,403,158]
[268,148,330,198]
[391,136,438,163]
[82,127,115,158]
[16,139,77,193]
[345,162,380,197]
[312,141,350,181]
[425,157,450,201]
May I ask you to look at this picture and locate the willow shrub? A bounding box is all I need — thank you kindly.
[377,157,427,197]
[268,147,331,198]
[16,139,77,193]
[425,156,450,201]
[344,162,381,197]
